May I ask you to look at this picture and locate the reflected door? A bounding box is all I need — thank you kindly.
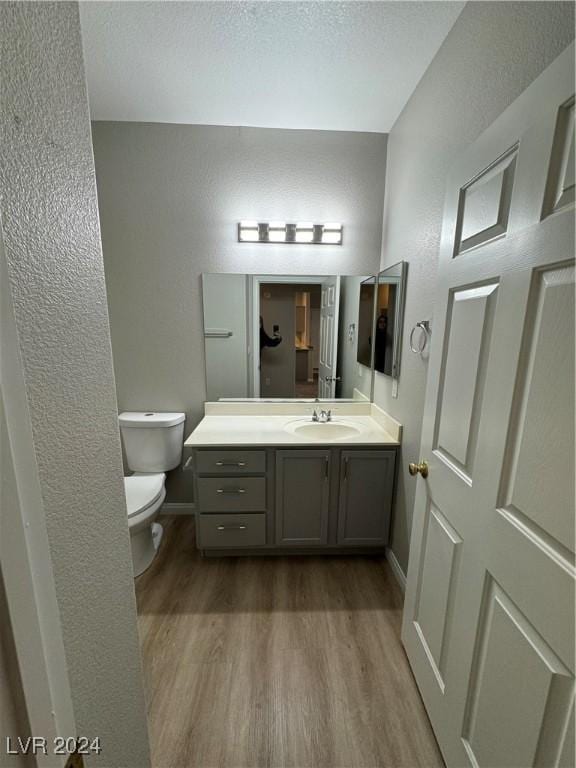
[402,45,575,767]
[318,276,340,398]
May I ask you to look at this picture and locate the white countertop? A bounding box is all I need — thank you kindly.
[185,402,401,447]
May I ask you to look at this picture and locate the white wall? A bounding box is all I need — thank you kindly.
[92,123,387,501]
[376,0,575,574]
[0,4,150,765]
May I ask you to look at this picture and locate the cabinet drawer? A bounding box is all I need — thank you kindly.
[198,513,266,548]
[195,450,266,475]
[197,477,266,512]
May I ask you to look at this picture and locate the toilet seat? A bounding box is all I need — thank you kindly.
[124,473,166,518]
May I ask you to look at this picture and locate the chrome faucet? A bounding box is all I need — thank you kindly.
[312,409,332,423]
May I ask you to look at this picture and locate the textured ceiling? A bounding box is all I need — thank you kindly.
[80,1,464,132]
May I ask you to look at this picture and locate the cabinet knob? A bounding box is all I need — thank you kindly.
[408,460,429,479]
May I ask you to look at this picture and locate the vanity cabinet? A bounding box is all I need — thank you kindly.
[337,450,395,545]
[275,450,331,546]
[192,445,397,555]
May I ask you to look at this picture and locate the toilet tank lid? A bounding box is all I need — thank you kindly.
[119,411,185,428]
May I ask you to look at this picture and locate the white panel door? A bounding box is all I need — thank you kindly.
[403,44,575,768]
[318,276,340,398]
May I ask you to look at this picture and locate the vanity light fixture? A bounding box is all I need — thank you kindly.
[321,222,344,245]
[238,221,343,245]
[268,221,287,242]
[295,222,314,243]
[238,220,259,241]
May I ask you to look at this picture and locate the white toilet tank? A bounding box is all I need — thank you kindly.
[119,412,185,472]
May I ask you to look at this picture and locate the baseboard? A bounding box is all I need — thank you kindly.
[385,547,406,593]
[160,502,196,516]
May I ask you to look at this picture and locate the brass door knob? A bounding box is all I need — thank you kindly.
[408,460,429,479]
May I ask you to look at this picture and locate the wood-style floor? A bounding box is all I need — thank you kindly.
[136,517,443,768]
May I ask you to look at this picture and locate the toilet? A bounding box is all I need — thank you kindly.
[119,411,185,577]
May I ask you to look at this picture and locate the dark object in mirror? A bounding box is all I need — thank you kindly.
[259,316,282,358]
[374,285,397,376]
[357,276,376,368]
[375,262,408,379]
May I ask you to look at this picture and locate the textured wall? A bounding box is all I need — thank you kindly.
[376,0,575,573]
[0,4,150,766]
[92,123,387,501]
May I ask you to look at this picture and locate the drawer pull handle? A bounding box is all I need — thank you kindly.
[216,525,247,531]
[215,461,246,467]
[216,488,246,494]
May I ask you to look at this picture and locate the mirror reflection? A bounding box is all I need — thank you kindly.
[357,276,376,368]
[374,262,408,379]
[202,274,376,401]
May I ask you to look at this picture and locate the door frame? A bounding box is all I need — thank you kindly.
[1,227,75,767]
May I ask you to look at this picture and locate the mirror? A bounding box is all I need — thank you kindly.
[374,261,408,379]
[357,276,376,368]
[202,273,376,401]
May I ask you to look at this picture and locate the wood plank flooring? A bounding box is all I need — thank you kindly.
[136,517,443,768]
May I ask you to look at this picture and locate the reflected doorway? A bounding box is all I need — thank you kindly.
[260,282,322,399]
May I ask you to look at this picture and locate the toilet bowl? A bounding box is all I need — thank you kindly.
[119,410,185,578]
[125,472,167,577]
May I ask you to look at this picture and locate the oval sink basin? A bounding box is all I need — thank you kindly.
[286,420,362,441]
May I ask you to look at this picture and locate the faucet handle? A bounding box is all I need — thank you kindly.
[326,410,332,421]
[312,410,319,422]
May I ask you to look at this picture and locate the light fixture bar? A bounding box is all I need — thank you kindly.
[238,221,342,245]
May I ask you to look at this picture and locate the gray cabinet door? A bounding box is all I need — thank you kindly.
[275,450,330,545]
[337,450,395,546]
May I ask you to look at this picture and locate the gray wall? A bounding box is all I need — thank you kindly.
[0,4,150,765]
[375,0,575,574]
[92,123,387,501]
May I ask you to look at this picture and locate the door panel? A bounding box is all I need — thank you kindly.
[543,96,575,216]
[275,450,330,545]
[434,283,498,477]
[413,503,462,687]
[455,146,517,255]
[559,703,575,768]
[461,579,573,768]
[499,264,575,553]
[402,43,575,767]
